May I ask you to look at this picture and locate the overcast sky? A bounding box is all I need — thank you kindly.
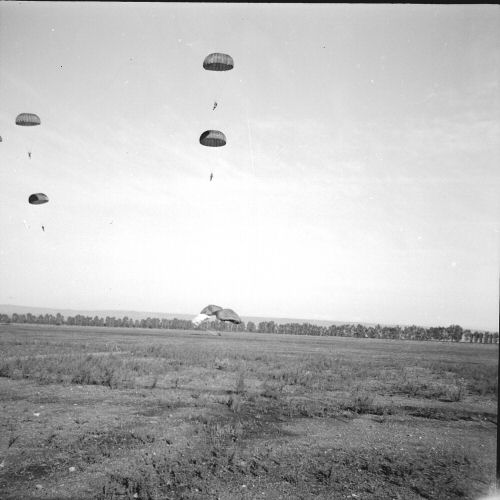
[0,3,499,330]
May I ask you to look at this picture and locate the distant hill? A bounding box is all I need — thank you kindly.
[0,304,369,328]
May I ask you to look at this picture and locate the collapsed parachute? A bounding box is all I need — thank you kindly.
[28,193,49,205]
[199,130,226,147]
[203,53,234,71]
[16,113,41,126]
[192,305,242,327]
[200,304,223,315]
[214,309,242,324]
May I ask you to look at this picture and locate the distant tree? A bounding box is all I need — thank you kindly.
[382,326,399,340]
[365,327,376,338]
[446,325,463,343]
[354,324,366,338]
[414,326,427,341]
[428,327,445,341]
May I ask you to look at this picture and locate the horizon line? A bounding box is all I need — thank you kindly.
[0,302,496,333]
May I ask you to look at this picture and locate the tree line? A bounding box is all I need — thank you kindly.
[0,312,497,344]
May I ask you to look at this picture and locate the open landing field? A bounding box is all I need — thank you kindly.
[0,324,497,499]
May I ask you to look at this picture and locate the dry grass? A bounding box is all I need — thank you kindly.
[0,324,496,499]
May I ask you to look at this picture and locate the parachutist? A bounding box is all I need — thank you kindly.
[41,226,45,232]
[210,173,213,181]
[213,102,217,111]
[16,114,40,161]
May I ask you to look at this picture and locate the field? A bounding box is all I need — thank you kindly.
[0,324,497,500]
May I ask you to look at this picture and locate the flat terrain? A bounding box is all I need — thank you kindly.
[0,324,497,499]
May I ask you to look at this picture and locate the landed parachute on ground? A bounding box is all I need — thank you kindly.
[200,304,223,315]
[199,130,226,147]
[214,309,242,324]
[28,193,49,205]
[16,113,41,126]
[192,305,242,327]
[203,53,234,71]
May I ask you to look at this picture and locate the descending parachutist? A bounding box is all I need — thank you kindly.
[16,114,40,161]
[41,226,45,232]
[210,173,213,181]
[213,102,217,111]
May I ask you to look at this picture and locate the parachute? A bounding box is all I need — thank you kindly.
[199,130,226,147]
[215,309,242,324]
[28,193,49,205]
[192,305,242,327]
[16,113,41,159]
[200,304,223,315]
[16,113,41,126]
[191,313,211,327]
[203,53,234,71]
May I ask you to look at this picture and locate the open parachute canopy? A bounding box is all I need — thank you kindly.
[203,53,234,71]
[16,113,41,126]
[199,130,226,147]
[28,193,49,205]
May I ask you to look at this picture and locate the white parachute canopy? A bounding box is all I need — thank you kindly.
[192,313,211,327]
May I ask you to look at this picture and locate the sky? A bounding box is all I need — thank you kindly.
[0,3,499,331]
